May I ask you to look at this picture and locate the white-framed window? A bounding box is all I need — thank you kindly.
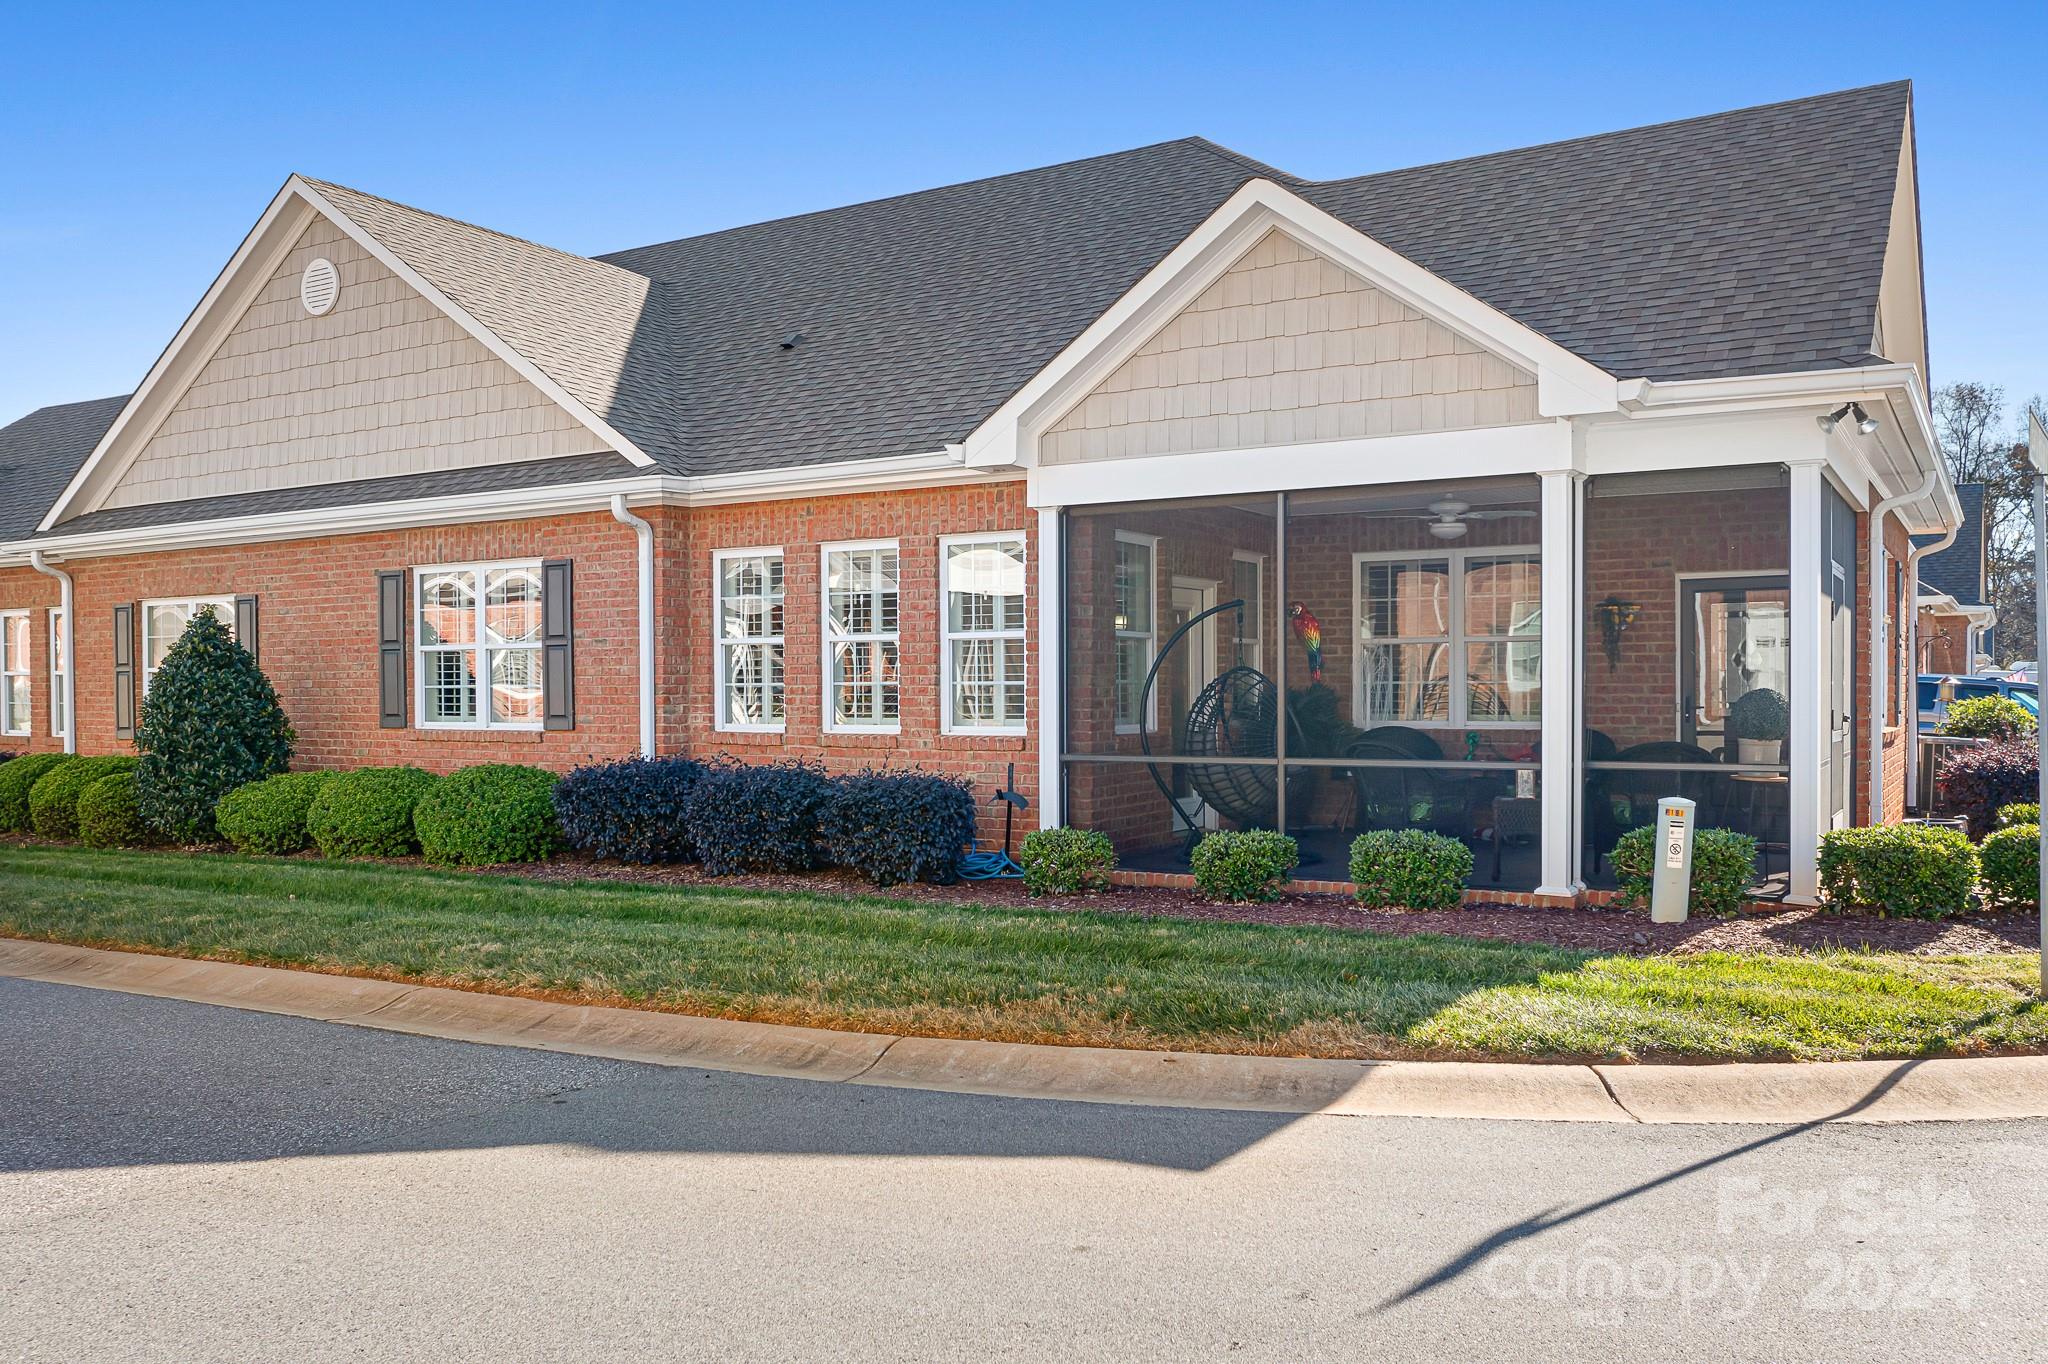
[1231,550,1266,672]
[823,541,901,731]
[1353,547,1540,729]
[1,611,28,736]
[941,533,1027,734]
[415,562,543,729]
[48,610,67,740]
[1112,531,1158,733]
[714,548,786,731]
[142,597,236,693]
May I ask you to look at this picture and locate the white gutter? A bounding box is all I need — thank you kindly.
[26,551,75,754]
[609,494,656,759]
[1875,473,1941,819]
[1891,484,1955,820]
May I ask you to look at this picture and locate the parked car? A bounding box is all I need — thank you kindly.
[1918,673,2039,731]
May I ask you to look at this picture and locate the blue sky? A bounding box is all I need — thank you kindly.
[3,1,2042,430]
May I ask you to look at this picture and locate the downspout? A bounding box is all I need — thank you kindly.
[1870,469,1941,823]
[609,495,656,759]
[1904,518,1959,813]
[27,551,75,754]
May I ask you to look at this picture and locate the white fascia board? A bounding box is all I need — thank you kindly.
[1027,421,1573,509]
[961,178,1618,469]
[1613,364,1958,535]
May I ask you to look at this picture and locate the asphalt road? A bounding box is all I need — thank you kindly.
[3,976,2045,1363]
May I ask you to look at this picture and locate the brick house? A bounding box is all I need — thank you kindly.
[1914,482,1998,675]
[0,82,1959,905]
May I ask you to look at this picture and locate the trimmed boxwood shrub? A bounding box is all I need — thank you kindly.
[1609,825,1759,918]
[1997,802,2040,830]
[215,771,336,855]
[134,609,294,841]
[414,764,562,867]
[552,756,707,864]
[77,770,151,849]
[307,766,439,859]
[0,753,74,833]
[682,760,831,875]
[1190,829,1299,903]
[29,754,137,839]
[1980,824,2038,908]
[817,769,976,886]
[1018,827,1117,897]
[1817,824,1977,919]
[1347,829,1472,910]
[1939,695,2036,740]
[1940,739,2039,839]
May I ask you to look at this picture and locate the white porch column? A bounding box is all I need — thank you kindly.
[1036,504,1064,828]
[1537,470,1582,898]
[1787,461,1825,904]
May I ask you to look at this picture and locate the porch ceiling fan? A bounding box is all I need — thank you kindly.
[1366,496,1538,541]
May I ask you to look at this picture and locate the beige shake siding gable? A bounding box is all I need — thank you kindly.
[1040,229,1541,465]
[100,213,604,510]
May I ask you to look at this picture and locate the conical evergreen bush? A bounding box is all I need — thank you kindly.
[135,608,294,841]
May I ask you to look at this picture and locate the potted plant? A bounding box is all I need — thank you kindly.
[1726,687,1788,764]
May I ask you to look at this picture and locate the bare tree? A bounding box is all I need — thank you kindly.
[1932,381,2038,665]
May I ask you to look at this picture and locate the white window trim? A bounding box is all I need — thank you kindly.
[821,539,903,735]
[940,531,1029,736]
[1113,530,1160,735]
[713,546,787,734]
[412,560,544,731]
[141,596,236,694]
[1351,544,1541,731]
[1230,549,1266,673]
[48,609,67,740]
[0,609,28,737]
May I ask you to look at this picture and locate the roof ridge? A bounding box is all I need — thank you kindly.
[594,138,1245,261]
[1302,80,1911,187]
[1179,137,1300,184]
[297,175,645,281]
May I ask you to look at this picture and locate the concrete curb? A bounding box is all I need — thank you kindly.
[4,938,2044,1125]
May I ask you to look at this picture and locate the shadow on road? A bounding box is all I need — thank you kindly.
[1373,1058,1927,1311]
[0,977,1306,1175]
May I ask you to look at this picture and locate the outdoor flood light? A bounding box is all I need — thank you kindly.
[1816,402,1881,434]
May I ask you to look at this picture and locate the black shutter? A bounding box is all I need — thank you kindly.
[112,603,136,741]
[541,558,574,731]
[377,570,407,729]
[234,595,259,664]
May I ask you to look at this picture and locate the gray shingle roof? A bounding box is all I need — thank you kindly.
[36,451,639,539]
[8,82,1913,535]
[1916,482,1987,604]
[0,394,131,541]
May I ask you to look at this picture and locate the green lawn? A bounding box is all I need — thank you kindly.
[1,843,2042,1062]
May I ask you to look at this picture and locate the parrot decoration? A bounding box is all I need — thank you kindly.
[1288,601,1323,684]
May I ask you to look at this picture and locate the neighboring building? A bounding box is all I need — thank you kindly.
[1914,482,1997,673]
[0,81,1959,904]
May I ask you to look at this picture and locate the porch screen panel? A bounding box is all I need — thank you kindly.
[1581,467,1791,897]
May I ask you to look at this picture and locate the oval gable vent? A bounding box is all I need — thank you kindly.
[300,258,340,316]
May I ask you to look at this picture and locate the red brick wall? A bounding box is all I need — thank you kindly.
[1582,485,1789,750]
[1854,511,1914,823]
[1919,609,1972,674]
[669,483,1039,824]
[40,512,643,771]
[0,567,64,756]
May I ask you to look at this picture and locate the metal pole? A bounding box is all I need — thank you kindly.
[2023,464,2039,987]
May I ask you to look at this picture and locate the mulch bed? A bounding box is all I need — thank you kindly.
[7,835,2035,958]
[480,853,2043,959]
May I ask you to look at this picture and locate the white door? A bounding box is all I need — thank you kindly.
[1170,579,1219,830]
